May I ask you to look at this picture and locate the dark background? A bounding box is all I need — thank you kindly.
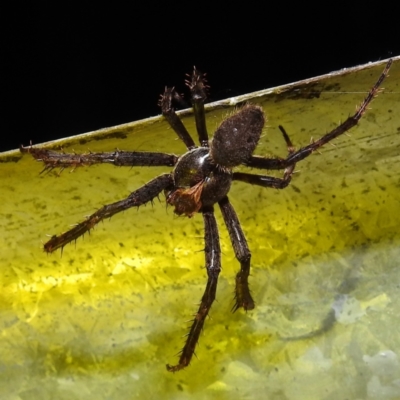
[3,5,398,153]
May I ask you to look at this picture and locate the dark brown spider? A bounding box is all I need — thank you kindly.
[20,60,392,372]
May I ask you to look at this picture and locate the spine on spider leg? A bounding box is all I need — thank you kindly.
[354,58,392,119]
[20,146,117,171]
[218,197,255,311]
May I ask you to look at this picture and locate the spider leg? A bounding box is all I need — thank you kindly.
[245,59,392,170]
[186,67,209,146]
[20,145,178,172]
[167,207,221,372]
[43,174,173,252]
[218,197,254,312]
[232,170,293,189]
[159,87,196,150]
[233,125,296,189]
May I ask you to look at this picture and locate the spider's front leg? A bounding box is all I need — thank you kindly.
[43,174,173,252]
[160,66,209,149]
[186,67,209,146]
[167,207,221,372]
[20,144,178,172]
[159,87,196,150]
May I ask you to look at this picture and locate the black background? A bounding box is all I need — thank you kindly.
[3,5,398,153]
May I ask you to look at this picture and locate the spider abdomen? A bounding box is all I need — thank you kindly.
[210,104,265,168]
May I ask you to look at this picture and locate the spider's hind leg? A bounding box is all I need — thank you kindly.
[166,207,221,372]
[159,87,196,150]
[159,67,209,149]
[219,197,255,312]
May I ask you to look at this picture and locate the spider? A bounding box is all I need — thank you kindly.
[21,60,392,372]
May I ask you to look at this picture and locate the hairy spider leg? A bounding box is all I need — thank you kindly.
[224,126,296,314]
[218,197,254,311]
[167,207,221,372]
[244,59,392,170]
[160,66,209,150]
[42,174,173,252]
[20,145,178,172]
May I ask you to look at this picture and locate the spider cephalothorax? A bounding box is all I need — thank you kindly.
[21,61,392,371]
[166,103,264,216]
